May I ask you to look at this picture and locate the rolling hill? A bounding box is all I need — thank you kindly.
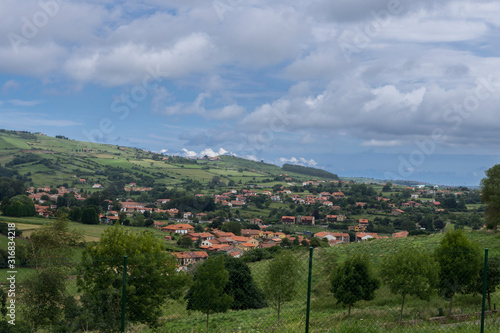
[0,129,339,189]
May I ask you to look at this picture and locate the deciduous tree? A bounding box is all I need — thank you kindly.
[77,226,187,329]
[471,254,500,311]
[434,229,481,316]
[330,254,380,320]
[223,256,266,310]
[186,256,233,329]
[481,164,500,230]
[261,252,299,323]
[22,214,83,331]
[380,246,438,320]
[81,207,99,224]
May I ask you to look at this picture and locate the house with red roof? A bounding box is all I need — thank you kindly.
[300,216,315,225]
[162,224,194,234]
[172,251,208,266]
[314,231,349,244]
[281,216,296,224]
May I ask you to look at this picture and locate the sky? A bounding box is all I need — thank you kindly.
[1,0,500,186]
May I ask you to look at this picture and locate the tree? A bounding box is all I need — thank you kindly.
[186,256,233,329]
[223,256,266,310]
[22,214,83,331]
[471,254,500,311]
[434,217,445,230]
[77,226,187,329]
[309,237,321,248]
[221,221,242,236]
[330,254,380,320]
[179,236,193,249]
[81,207,99,224]
[21,269,69,330]
[434,229,482,316]
[194,223,204,233]
[380,246,438,321]
[1,194,36,217]
[280,237,292,247]
[0,177,25,201]
[261,252,299,323]
[481,164,500,230]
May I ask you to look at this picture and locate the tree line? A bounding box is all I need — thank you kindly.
[282,164,340,180]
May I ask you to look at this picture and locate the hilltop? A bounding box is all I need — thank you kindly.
[0,129,338,189]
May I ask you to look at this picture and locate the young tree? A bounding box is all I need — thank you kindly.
[471,254,500,311]
[330,254,380,320]
[380,246,438,321]
[22,214,83,331]
[261,252,300,323]
[434,229,482,316]
[186,256,233,329]
[480,164,500,230]
[78,226,187,329]
[223,256,266,310]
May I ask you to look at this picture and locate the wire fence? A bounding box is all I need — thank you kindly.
[1,246,499,332]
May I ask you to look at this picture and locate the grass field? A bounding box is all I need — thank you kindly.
[0,213,498,332]
[0,130,343,191]
[152,230,500,332]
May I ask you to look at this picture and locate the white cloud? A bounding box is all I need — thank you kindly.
[0,112,82,128]
[208,104,245,120]
[2,80,19,92]
[161,92,210,116]
[180,147,229,158]
[200,148,218,157]
[382,13,488,43]
[363,86,426,112]
[3,0,500,162]
[8,99,43,107]
[361,139,403,147]
[180,148,197,157]
[64,33,218,86]
[279,157,317,167]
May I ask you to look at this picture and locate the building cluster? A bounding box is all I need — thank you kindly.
[167,227,309,268]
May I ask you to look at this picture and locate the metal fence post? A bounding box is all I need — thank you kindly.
[480,248,489,333]
[121,255,128,333]
[305,247,313,333]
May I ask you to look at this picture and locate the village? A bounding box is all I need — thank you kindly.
[20,176,480,270]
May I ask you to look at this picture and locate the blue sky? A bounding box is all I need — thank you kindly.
[1,0,500,186]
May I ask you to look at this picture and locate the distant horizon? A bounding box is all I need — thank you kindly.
[1,127,489,188]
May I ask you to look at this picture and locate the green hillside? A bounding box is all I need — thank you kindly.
[0,129,338,189]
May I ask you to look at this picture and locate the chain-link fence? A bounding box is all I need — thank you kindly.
[1,245,500,332]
